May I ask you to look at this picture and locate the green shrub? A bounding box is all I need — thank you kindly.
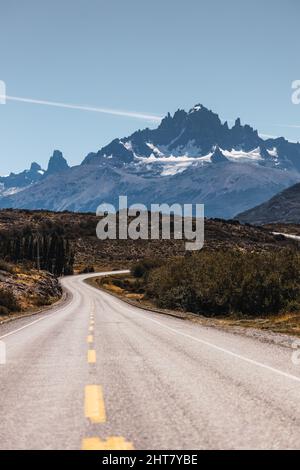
[0,288,20,313]
[285,300,300,313]
[131,258,163,279]
[145,249,300,317]
[79,266,95,274]
[34,295,53,307]
[0,306,9,316]
[0,259,15,274]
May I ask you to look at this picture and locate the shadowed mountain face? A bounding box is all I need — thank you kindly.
[1,104,300,218]
[236,183,300,224]
[0,150,69,197]
[47,150,69,174]
[0,162,45,196]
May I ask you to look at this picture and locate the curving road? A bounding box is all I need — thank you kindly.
[1,271,300,450]
[272,232,300,242]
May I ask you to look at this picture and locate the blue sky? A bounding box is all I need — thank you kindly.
[0,0,299,174]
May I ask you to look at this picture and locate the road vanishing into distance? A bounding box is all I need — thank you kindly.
[1,270,300,450]
[273,232,300,242]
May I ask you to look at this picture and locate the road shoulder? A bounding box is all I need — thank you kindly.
[85,275,299,351]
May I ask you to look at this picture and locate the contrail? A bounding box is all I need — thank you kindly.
[277,124,300,129]
[1,93,299,130]
[0,94,163,123]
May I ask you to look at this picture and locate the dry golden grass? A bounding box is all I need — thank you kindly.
[102,283,124,294]
[125,293,144,300]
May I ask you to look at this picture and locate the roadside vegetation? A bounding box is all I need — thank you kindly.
[0,209,298,273]
[0,259,62,318]
[1,209,299,324]
[0,288,20,316]
[98,249,300,318]
[141,250,300,316]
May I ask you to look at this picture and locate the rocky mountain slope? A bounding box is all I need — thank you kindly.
[236,182,300,224]
[0,162,45,197]
[1,105,300,218]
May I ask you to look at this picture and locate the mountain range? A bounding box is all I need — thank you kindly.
[1,104,300,218]
[236,182,300,224]
[0,150,69,197]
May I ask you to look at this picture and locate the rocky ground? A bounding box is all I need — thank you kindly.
[0,261,62,321]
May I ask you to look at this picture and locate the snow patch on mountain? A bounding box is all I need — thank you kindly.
[0,184,26,197]
[1,103,300,219]
[221,147,263,163]
[2,186,25,196]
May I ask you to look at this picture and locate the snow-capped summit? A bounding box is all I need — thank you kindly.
[1,104,300,218]
[189,104,203,113]
[82,103,300,175]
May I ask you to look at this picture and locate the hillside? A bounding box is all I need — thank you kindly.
[0,259,62,320]
[0,209,298,274]
[236,183,300,225]
[1,208,297,318]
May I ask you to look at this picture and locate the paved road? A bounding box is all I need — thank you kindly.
[272,232,300,242]
[1,271,300,450]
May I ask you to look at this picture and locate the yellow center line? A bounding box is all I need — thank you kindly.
[88,349,96,363]
[84,385,106,424]
[82,437,134,450]
[89,326,94,332]
[87,335,93,343]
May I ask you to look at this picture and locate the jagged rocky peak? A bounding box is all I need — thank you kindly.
[1,103,300,219]
[188,103,221,122]
[155,108,187,143]
[80,103,272,167]
[189,103,203,113]
[29,162,42,172]
[47,150,69,174]
[82,139,134,166]
[0,160,45,191]
[211,146,228,164]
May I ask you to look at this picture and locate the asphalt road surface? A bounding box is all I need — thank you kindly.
[1,271,300,450]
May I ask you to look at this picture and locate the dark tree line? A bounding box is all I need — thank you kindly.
[0,225,74,276]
